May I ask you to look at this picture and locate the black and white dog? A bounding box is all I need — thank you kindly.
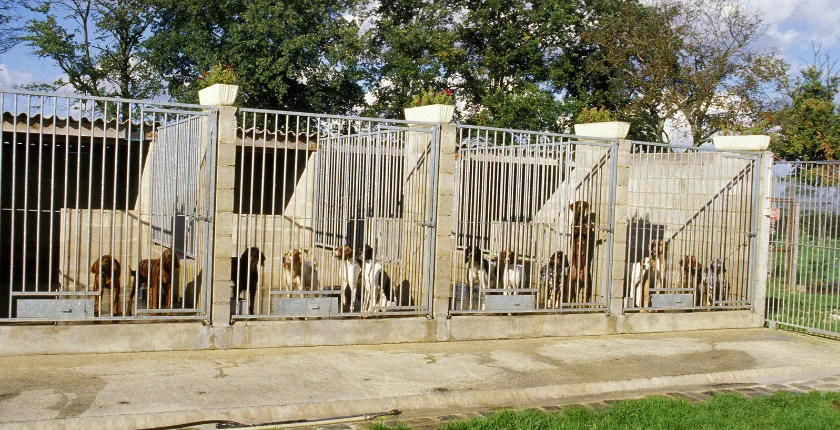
[334,245,362,312]
[464,246,496,291]
[704,258,729,305]
[361,244,393,312]
[539,251,570,308]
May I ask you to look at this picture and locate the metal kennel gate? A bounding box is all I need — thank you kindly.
[231,109,439,319]
[450,125,617,314]
[624,142,761,312]
[0,89,217,321]
[767,161,840,337]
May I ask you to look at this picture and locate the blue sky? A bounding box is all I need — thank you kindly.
[1,0,839,95]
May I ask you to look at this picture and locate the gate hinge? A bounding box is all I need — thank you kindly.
[421,222,436,228]
[747,232,757,238]
[196,215,213,222]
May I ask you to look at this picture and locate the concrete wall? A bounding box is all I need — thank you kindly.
[0,111,774,356]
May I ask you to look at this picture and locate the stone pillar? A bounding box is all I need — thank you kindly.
[210,105,239,328]
[609,139,632,316]
[752,150,773,320]
[432,124,457,339]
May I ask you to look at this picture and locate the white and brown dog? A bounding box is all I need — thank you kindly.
[282,249,320,291]
[464,246,496,291]
[628,239,669,307]
[496,250,529,294]
[334,245,361,312]
[360,245,392,312]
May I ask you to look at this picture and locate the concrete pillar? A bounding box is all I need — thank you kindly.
[432,124,457,339]
[752,150,773,320]
[210,105,239,329]
[609,139,632,316]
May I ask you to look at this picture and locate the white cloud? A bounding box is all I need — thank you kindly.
[741,0,840,53]
[0,64,36,89]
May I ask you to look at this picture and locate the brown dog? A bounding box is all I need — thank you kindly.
[648,239,669,292]
[679,255,705,306]
[127,248,180,315]
[90,255,122,316]
[568,201,599,303]
[282,249,320,291]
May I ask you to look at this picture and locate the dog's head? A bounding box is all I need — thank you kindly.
[569,200,590,217]
[161,248,180,270]
[709,258,726,274]
[362,244,374,262]
[464,246,483,264]
[91,255,120,276]
[569,200,596,231]
[649,240,668,259]
[334,245,355,261]
[498,250,518,266]
[550,251,569,268]
[283,249,303,270]
[246,247,265,271]
[679,255,701,274]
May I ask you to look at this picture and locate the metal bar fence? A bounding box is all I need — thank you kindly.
[624,141,760,312]
[231,109,439,319]
[0,89,216,322]
[450,125,616,314]
[767,161,840,337]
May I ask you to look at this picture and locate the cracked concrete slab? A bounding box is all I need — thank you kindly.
[1,328,839,429]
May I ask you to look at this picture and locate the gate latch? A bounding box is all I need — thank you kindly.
[196,215,213,222]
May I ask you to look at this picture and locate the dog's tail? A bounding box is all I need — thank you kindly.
[128,268,136,278]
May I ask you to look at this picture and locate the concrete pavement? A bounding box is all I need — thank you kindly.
[2,328,840,429]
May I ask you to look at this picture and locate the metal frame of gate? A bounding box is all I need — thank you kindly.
[231,108,439,319]
[0,89,217,322]
[767,160,840,337]
[450,125,617,314]
[624,141,761,312]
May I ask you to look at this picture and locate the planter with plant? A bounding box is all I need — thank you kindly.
[573,106,630,139]
[198,63,239,106]
[404,87,455,123]
[712,125,770,151]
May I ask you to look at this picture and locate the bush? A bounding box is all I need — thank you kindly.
[199,63,237,88]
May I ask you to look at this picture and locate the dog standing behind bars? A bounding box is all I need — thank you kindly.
[678,255,705,306]
[629,256,652,307]
[282,249,320,291]
[90,255,122,316]
[127,248,180,315]
[568,200,601,303]
[539,251,569,308]
[704,258,729,306]
[648,239,669,293]
[235,247,266,314]
[334,245,362,312]
[496,250,530,294]
[464,246,496,291]
[361,244,393,312]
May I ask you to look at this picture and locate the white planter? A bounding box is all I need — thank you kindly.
[712,135,770,151]
[573,121,630,139]
[198,83,239,106]
[404,104,455,124]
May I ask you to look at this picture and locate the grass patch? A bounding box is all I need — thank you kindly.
[371,391,840,429]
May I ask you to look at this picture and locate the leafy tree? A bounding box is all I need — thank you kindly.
[360,0,459,118]
[0,0,21,54]
[23,0,161,99]
[148,0,366,114]
[769,54,840,161]
[574,0,785,144]
[363,0,577,130]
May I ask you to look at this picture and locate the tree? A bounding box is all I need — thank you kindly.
[769,52,840,161]
[575,0,785,144]
[23,0,161,99]
[0,0,21,53]
[148,0,367,114]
